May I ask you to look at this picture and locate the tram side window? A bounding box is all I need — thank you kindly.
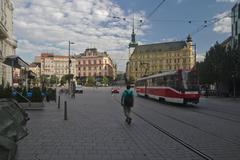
[148,79,152,87]
[136,80,145,87]
[152,78,157,86]
[166,75,177,89]
[156,77,163,86]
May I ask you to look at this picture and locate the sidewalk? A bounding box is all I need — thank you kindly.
[16,90,202,160]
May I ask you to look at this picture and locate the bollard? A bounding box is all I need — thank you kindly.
[64,101,67,120]
[58,96,60,109]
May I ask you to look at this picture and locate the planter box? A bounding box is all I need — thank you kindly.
[19,102,44,110]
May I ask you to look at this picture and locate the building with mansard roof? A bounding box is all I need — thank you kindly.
[75,48,116,83]
[126,35,195,82]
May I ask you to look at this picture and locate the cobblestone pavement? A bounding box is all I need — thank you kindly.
[16,87,240,160]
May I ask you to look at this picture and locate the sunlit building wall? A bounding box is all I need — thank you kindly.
[75,48,116,81]
[40,53,77,79]
[127,36,195,81]
[0,0,17,86]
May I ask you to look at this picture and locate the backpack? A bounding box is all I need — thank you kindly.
[124,90,134,107]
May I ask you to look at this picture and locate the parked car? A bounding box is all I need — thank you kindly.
[111,87,120,94]
[75,85,83,93]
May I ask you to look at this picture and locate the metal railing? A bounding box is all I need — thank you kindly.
[14,91,31,107]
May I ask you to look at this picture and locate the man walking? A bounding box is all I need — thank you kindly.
[121,85,134,124]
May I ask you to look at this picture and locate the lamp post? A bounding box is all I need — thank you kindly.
[68,41,74,95]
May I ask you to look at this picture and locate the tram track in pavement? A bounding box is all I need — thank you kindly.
[135,96,240,146]
[112,96,214,160]
[138,96,240,123]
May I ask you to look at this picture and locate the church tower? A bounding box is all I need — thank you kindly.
[128,15,138,57]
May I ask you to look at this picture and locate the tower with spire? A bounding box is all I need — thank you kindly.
[128,15,138,57]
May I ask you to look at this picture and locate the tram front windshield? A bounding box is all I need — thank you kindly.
[181,71,199,91]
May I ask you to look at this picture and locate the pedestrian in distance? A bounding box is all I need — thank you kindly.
[205,85,209,98]
[121,84,134,124]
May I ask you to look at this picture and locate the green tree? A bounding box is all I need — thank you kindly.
[50,75,59,86]
[198,42,240,95]
[60,74,74,86]
[101,76,109,85]
[86,76,96,86]
[40,75,50,88]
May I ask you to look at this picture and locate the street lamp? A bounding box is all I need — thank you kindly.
[68,41,74,95]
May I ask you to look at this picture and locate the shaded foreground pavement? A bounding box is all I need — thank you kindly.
[16,87,240,160]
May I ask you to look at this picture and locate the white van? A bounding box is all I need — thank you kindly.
[75,85,83,93]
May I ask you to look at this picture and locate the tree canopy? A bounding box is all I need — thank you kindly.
[197,42,240,95]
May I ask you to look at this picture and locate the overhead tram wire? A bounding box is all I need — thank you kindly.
[182,12,232,40]
[147,0,167,19]
[136,0,167,29]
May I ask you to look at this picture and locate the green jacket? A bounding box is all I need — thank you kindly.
[121,89,134,107]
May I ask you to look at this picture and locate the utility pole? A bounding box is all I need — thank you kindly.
[68,41,74,95]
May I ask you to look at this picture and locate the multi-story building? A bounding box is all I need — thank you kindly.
[127,35,195,81]
[29,62,41,78]
[0,0,17,86]
[40,53,77,79]
[75,48,116,82]
[231,3,240,48]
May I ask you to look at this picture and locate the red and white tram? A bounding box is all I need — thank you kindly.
[135,70,200,104]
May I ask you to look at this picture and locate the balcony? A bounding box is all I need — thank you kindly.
[0,21,8,39]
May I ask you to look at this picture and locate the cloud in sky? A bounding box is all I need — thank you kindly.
[197,53,205,62]
[213,11,231,33]
[216,0,238,2]
[13,0,148,71]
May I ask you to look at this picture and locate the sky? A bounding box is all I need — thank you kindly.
[13,0,237,71]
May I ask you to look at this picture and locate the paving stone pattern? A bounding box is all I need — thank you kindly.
[16,88,205,160]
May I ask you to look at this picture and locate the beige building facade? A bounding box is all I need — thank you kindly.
[40,53,77,79]
[75,48,116,81]
[127,36,195,81]
[29,62,41,78]
[0,0,17,86]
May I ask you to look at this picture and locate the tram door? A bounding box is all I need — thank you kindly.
[144,79,148,97]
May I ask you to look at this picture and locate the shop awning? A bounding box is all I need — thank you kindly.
[3,55,29,69]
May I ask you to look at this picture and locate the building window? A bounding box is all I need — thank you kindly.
[99,60,101,64]
[89,73,91,76]
[88,60,91,64]
[83,67,86,70]
[83,60,85,64]
[94,60,96,64]
[89,67,91,70]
